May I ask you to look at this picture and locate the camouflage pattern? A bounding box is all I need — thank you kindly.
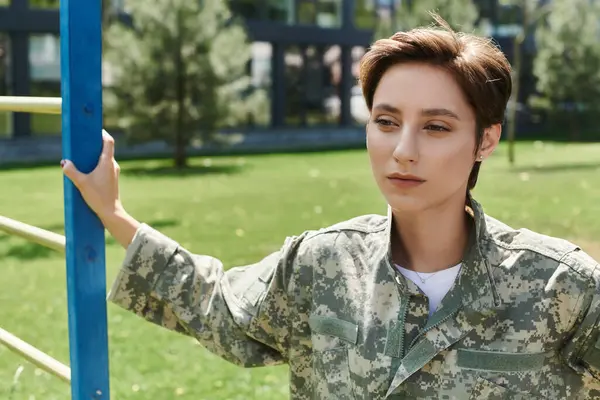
[108,194,600,399]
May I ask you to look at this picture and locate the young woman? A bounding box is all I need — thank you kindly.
[62,18,599,400]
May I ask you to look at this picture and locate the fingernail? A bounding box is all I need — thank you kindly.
[60,159,66,167]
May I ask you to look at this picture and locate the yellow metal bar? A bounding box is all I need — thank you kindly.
[0,96,62,114]
[0,327,71,384]
[0,215,65,253]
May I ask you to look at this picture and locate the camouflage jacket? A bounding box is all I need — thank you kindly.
[108,196,600,399]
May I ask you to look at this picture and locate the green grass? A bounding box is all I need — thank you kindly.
[1,141,599,399]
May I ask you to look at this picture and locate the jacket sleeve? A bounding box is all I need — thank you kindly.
[560,251,600,385]
[107,223,313,368]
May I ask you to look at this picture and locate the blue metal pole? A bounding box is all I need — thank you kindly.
[59,0,110,399]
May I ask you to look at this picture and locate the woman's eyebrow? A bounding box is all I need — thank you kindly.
[421,108,461,120]
[372,103,460,121]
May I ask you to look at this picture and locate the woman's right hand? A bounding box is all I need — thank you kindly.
[61,129,125,222]
[61,130,140,248]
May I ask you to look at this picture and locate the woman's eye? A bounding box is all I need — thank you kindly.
[375,118,395,127]
[425,124,450,132]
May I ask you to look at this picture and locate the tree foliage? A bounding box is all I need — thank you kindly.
[534,0,600,113]
[395,0,479,33]
[103,0,267,168]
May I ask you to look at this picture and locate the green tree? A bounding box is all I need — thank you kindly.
[370,0,480,42]
[355,0,378,31]
[394,0,480,32]
[501,0,551,166]
[533,0,600,139]
[103,0,267,169]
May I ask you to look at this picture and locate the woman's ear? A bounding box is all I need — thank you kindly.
[478,124,502,160]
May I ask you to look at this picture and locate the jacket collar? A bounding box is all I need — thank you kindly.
[382,192,502,313]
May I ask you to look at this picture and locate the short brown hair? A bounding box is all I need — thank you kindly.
[359,16,512,190]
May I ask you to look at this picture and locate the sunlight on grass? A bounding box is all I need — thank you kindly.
[0,141,599,399]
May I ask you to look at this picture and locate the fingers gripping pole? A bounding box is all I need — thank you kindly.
[60,0,110,399]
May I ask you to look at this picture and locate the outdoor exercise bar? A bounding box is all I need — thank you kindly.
[0,215,66,253]
[0,96,62,115]
[0,327,71,384]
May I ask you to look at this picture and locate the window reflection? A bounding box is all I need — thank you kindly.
[297,0,342,27]
[305,46,324,125]
[297,0,317,25]
[266,0,341,27]
[319,45,341,125]
[29,34,61,136]
[284,46,303,126]
[351,46,369,125]
[267,0,294,22]
[229,0,262,19]
[248,42,272,127]
[285,45,342,127]
[0,33,11,138]
[316,0,342,28]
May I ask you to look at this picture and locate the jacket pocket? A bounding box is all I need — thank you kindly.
[458,349,548,399]
[309,315,357,399]
[469,376,531,400]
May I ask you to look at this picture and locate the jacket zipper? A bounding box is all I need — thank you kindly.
[398,292,409,359]
[408,306,460,349]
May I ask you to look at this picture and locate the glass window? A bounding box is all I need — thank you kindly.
[284,45,341,127]
[229,0,262,19]
[268,0,341,27]
[305,45,340,126]
[284,45,303,126]
[248,42,272,127]
[351,46,369,125]
[498,1,522,25]
[0,33,12,138]
[318,45,341,125]
[29,34,61,136]
[267,0,294,23]
[476,0,495,21]
[495,2,523,37]
[323,45,341,124]
[316,0,342,28]
[305,46,324,125]
[28,0,60,8]
[297,0,317,25]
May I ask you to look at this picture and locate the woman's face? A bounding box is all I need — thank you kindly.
[366,62,500,213]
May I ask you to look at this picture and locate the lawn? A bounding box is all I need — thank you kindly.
[1,141,599,399]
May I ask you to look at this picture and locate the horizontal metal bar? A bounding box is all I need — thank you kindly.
[0,215,65,253]
[0,327,71,384]
[0,96,62,114]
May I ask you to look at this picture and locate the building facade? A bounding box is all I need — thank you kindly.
[0,0,527,163]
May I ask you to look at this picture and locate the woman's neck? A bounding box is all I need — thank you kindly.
[391,195,472,274]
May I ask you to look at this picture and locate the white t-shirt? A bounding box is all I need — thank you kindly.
[395,263,462,316]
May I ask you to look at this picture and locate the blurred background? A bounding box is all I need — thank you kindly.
[1,1,599,399]
[1,0,598,165]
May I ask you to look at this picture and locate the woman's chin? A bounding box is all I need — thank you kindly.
[384,193,430,213]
